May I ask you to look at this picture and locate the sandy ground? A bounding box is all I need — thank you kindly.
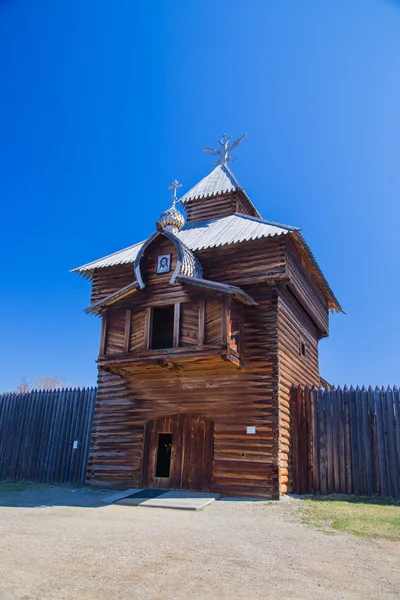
[0,485,399,600]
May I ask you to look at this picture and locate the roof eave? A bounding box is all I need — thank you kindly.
[290,231,344,314]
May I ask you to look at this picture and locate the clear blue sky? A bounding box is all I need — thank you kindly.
[1,0,399,391]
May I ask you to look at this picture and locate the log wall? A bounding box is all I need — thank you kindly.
[87,285,281,498]
[277,287,321,494]
[185,191,258,223]
[286,249,329,335]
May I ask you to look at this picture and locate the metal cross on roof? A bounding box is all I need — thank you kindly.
[168,179,182,205]
[203,132,247,166]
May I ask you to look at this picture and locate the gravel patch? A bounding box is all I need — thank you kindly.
[0,486,399,599]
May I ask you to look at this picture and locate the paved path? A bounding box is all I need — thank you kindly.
[112,488,220,509]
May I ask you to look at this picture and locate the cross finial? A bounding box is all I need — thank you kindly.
[168,179,182,205]
[203,132,247,166]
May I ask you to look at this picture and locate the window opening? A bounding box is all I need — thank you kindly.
[151,305,174,349]
[155,433,173,478]
[299,338,308,358]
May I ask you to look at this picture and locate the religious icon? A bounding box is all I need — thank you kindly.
[156,253,171,274]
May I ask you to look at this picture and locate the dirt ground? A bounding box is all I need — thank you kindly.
[0,485,399,600]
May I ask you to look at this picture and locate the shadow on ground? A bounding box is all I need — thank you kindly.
[0,482,273,508]
[0,482,123,508]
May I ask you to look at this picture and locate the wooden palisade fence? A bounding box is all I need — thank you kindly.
[0,387,96,484]
[291,386,400,499]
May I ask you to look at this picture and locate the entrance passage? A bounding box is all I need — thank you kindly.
[142,414,214,491]
[155,434,172,478]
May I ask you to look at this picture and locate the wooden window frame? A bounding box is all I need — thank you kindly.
[144,303,181,351]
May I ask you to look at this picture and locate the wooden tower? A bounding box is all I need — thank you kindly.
[73,136,342,498]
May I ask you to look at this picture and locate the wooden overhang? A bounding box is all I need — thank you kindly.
[290,231,343,315]
[85,276,257,316]
[98,343,241,377]
[85,281,140,316]
[175,275,258,306]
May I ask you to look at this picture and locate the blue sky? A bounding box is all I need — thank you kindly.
[1,0,399,391]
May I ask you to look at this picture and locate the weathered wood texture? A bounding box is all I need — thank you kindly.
[291,386,400,499]
[286,249,329,336]
[180,302,200,346]
[277,287,321,494]
[87,284,281,498]
[199,236,288,286]
[0,388,96,483]
[185,191,259,223]
[89,236,289,307]
[86,220,331,498]
[91,265,134,306]
[142,414,214,490]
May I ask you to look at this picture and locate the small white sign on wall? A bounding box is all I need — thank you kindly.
[246,426,256,435]
[73,440,79,450]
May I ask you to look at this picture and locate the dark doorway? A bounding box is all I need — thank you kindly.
[151,306,174,349]
[142,414,214,491]
[155,433,173,477]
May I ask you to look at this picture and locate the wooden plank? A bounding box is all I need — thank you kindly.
[355,386,366,494]
[348,386,360,494]
[35,390,52,482]
[393,387,400,499]
[173,303,181,348]
[361,386,373,496]
[306,385,314,493]
[343,387,352,494]
[325,388,334,493]
[198,299,205,345]
[386,387,400,499]
[144,307,152,351]
[124,309,132,353]
[311,387,320,494]
[368,386,379,495]
[375,386,388,497]
[318,387,327,495]
[332,387,340,493]
[381,386,393,498]
[100,315,108,356]
[221,297,228,346]
[336,387,346,493]
[300,387,308,494]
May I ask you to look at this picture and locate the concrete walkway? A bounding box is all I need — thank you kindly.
[108,488,220,510]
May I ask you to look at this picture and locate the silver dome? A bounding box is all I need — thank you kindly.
[159,202,185,235]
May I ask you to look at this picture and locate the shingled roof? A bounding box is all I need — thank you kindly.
[180,164,242,203]
[179,164,261,218]
[72,213,297,274]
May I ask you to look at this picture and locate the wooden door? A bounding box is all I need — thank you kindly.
[142,414,214,491]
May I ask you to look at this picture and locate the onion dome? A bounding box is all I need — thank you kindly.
[159,179,185,235]
[159,202,185,235]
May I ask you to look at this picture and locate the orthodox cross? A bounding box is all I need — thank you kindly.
[168,179,182,205]
[203,132,247,166]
